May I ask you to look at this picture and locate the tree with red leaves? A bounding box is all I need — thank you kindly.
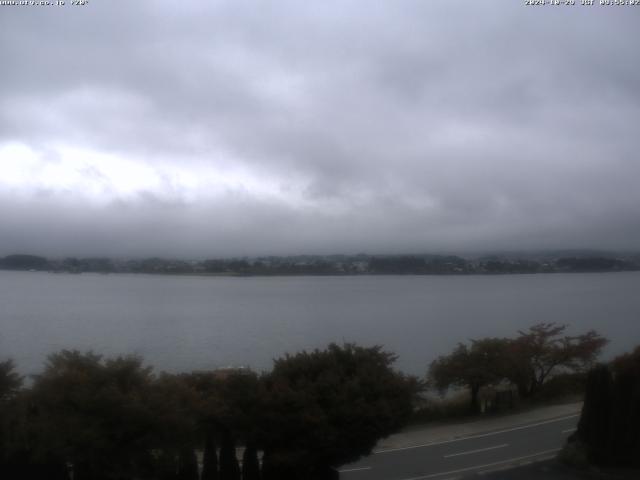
[507,322,607,398]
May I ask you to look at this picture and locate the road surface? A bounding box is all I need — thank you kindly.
[339,414,579,480]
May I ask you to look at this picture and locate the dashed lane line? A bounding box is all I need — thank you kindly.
[443,443,508,458]
[395,448,561,480]
[376,414,579,454]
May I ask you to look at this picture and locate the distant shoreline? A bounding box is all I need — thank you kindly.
[2,268,639,279]
[1,252,639,278]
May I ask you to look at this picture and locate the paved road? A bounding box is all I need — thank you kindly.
[339,414,579,480]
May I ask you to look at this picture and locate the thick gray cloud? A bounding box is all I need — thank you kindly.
[0,1,639,257]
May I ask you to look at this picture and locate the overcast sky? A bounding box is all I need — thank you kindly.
[1,1,638,258]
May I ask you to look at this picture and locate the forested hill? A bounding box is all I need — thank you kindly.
[1,252,639,276]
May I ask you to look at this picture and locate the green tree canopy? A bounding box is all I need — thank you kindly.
[29,351,159,480]
[258,343,420,479]
[429,338,510,412]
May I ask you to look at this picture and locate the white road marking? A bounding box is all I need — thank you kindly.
[562,428,576,434]
[338,466,372,473]
[376,414,579,454]
[397,448,561,480]
[443,443,508,458]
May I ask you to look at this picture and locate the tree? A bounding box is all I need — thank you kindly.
[219,430,241,480]
[201,431,219,480]
[29,351,159,480]
[507,323,607,398]
[0,360,22,401]
[241,444,260,480]
[177,446,199,480]
[368,256,427,274]
[0,359,25,478]
[570,345,640,467]
[429,338,510,413]
[575,364,614,465]
[258,343,419,479]
[609,346,640,466]
[151,373,201,442]
[183,369,262,480]
[0,254,49,271]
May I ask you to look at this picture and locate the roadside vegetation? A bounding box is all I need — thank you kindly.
[0,323,626,478]
[422,323,607,418]
[563,346,640,470]
[0,344,418,480]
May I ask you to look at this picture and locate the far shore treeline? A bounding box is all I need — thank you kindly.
[2,322,631,479]
[1,251,639,276]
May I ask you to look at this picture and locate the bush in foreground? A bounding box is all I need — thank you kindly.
[259,344,421,479]
[0,344,420,480]
[566,346,640,468]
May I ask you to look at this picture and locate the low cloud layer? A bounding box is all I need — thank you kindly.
[1,1,639,257]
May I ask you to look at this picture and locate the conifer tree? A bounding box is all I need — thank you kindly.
[219,431,240,480]
[177,446,199,480]
[241,443,260,480]
[576,364,613,464]
[201,432,219,480]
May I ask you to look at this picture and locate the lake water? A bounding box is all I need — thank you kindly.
[1,270,639,376]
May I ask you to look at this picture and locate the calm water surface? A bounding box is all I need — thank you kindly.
[1,271,639,375]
